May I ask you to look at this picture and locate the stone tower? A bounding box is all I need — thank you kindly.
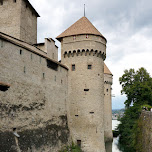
[0,0,39,44]
[57,17,107,152]
[104,63,113,142]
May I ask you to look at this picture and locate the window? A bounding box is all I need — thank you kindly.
[73,35,76,40]
[88,65,92,69]
[43,73,45,79]
[106,89,108,92]
[90,112,94,114]
[0,0,3,5]
[0,40,3,47]
[24,66,26,73]
[84,89,89,91]
[77,140,81,147]
[86,35,89,38]
[0,83,10,92]
[20,50,22,55]
[72,64,75,71]
[13,0,16,3]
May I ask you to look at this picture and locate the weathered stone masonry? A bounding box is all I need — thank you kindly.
[0,36,70,151]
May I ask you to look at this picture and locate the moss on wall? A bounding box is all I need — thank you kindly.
[0,115,70,152]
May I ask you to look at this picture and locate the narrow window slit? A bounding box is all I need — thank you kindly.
[90,112,94,114]
[43,73,45,79]
[20,50,22,55]
[72,64,75,71]
[24,66,26,73]
[84,89,89,91]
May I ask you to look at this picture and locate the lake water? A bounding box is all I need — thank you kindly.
[105,120,122,152]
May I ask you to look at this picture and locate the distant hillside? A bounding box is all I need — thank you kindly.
[112,109,125,114]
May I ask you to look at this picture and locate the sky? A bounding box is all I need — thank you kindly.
[29,0,152,109]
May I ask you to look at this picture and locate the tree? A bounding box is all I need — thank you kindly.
[119,67,152,108]
[118,67,152,152]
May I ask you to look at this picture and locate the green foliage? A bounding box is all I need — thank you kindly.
[141,104,151,111]
[59,142,82,152]
[118,67,152,152]
[119,67,152,108]
[117,105,141,152]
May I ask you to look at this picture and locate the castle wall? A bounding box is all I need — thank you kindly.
[61,35,106,152]
[0,38,69,152]
[104,73,113,142]
[0,0,38,44]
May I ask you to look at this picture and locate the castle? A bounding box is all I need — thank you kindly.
[0,0,113,152]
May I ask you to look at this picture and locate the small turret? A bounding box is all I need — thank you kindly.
[104,63,113,142]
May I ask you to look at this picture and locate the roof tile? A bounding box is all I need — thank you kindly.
[104,63,112,75]
[56,17,106,41]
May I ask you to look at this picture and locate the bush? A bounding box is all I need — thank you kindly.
[59,142,82,152]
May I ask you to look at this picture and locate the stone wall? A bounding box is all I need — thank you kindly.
[0,0,38,44]
[20,0,38,44]
[137,111,152,152]
[0,0,21,40]
[61,34,106,152]
[0,38,69,151]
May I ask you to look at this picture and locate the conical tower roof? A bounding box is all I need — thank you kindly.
[56,17,106,41]
[104,63,112,75]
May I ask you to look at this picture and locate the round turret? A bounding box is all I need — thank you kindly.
[104,63,113,142]
[57,17,107,152]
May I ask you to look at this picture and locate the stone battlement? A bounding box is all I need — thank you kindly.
[63,49,106,60]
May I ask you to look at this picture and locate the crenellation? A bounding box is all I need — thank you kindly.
[63,49,106,60]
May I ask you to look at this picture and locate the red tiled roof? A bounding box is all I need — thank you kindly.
[104,63,112,75]
[56,17,106,41]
